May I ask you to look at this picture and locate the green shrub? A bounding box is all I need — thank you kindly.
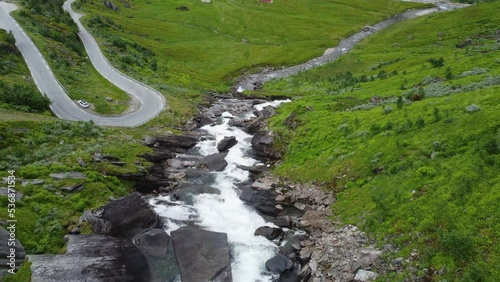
[428,57,445,68]
[416,117,425,128]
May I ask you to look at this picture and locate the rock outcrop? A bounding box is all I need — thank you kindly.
[80,192,161,238]
[251,131,280,159]
[171,226,232,282]
[0,227,26,279]
[199,153,228,171]
[133,229,179,282]
[217,136,238,152]
[29,235,150,282]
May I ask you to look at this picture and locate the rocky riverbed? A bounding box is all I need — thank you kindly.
[20,95,439,282]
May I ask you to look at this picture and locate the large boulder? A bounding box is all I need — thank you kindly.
[154,135,198,152]
[199,153,228,171]
[254,226,283,240]
[79,211,118,236]
[29,235,150,282]
[172,183,220,205]
[0,227,26,279]
[251,131,280,159]
[171,226,232,282]
[142,151,175,162]
[257,105,277,119]
[133,229,179,282]
[217,136,238,152]
[265,253,294,274]
[100,192,160,238]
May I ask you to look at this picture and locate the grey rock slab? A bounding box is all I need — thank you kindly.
[217,136,238,152]
[29,235,150,282]
[254,226,283,240]
[101,192,160,238]
[79,210,118,236]
[265,253,294,274]
[171,183,220,205]
[133,229,179,282]
[0,227,26,278]
[49,172,86,180]
[0,188,22,200]
[199,153,228,171]
[171,226,232,282]
[61,183,83,193]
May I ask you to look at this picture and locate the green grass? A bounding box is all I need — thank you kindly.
[0,30,50,113]
[2,261,31,282]
[265,2,500,280]
[0,119,155,255]
[12,3,131,115]
[75,0,424,92]
[263,3,500,98]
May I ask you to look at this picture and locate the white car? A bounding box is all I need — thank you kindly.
[78,100,90,108]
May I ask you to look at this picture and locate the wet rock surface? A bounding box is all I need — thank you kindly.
[29,235,150,282]
[171,226,232,282]
[133,229,179,282]
[217,136,238,152]
[99,192,160,238]
[198,153,228,171]
[251,130,281,159]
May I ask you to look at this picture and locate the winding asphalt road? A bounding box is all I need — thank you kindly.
[0,0,166,127]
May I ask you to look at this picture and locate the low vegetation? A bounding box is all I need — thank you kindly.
[266,2,500,280]
[0,119,153,254]
[0,30,49,113]
[75,0,423,92]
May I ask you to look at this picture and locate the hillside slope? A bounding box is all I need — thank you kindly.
[265,2,500,280]
[75,0,423,92]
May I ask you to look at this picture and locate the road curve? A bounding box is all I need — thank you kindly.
[0,0,166,127]
[237,2,468,92]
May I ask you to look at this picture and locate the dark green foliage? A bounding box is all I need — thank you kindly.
[433,107,441,122]
[484,138,500,154]
[445,66,453,80]
[0,30,47,112]
[438,229,475,261]
[0,84,50,112]
[397,96,404,109]
[378,70,388,79]
[18,0,83,55]
[415,117,425,128]
[428,57,445,68]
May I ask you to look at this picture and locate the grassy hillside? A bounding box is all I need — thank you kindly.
[0,30,50,113]
[265,2,500,280]
[0,119,155,255]
[75,0,423,92]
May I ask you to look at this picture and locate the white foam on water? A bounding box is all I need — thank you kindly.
[253,99,291,111]
[151,101,292,281]
[192,116,277,282]
[150,196,197,234]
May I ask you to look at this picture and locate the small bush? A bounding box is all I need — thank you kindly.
[458,67,489,78]
[465,104,482,113]
[417,166,437,177]
[428,57,445,68]
[416,117,425,128]
[383,106,393,114]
